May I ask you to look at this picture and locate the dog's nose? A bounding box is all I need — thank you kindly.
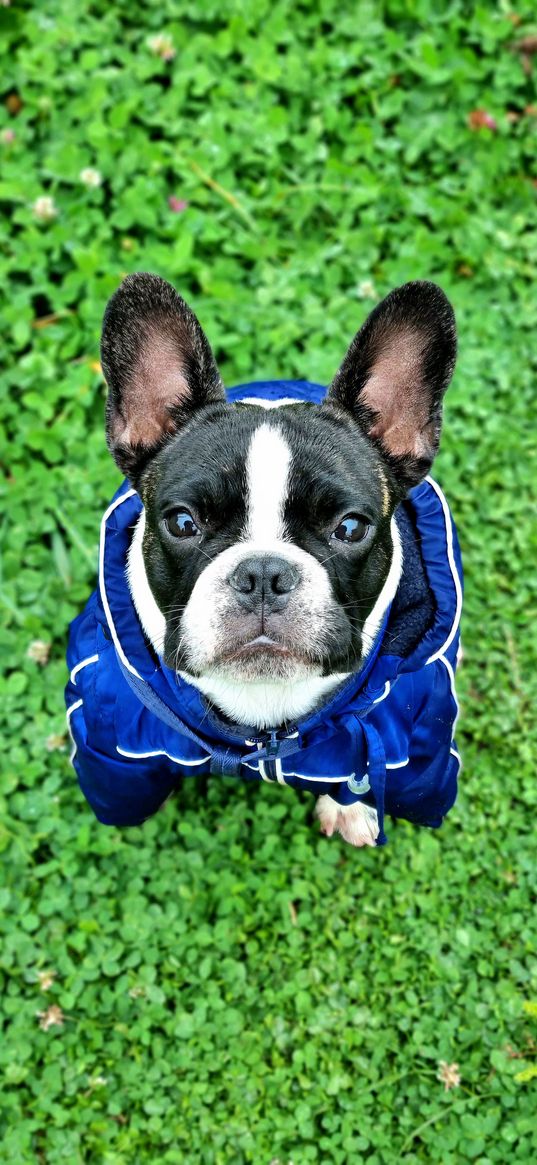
[228,556,300,612]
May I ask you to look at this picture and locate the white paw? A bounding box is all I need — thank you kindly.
[315,794,379,848]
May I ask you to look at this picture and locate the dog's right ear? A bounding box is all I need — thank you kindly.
[326,281,457,494]
[101,273,225,481]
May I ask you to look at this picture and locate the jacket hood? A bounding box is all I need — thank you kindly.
[96,380,462,751]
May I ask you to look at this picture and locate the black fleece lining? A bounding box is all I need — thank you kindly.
[382,500,436,658]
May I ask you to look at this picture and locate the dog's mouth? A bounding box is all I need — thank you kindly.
[216,634,296,664]
[207,633,316,679]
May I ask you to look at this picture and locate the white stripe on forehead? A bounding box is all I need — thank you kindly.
[238,397,300,409]
[244,423,291,542]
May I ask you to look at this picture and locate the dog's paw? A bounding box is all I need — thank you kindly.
[315,794,379,847]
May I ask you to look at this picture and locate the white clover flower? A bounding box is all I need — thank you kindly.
[32,196,57,222]
[37,1004,64,1031]
[80,167,102,189]
[26,639,51,664]
[356,279,378,300]
[437,1060,461,1090]
[37,969,57,991]
[128,984,146,998]
[46,734,66,752]
[88,1075,108,1088]
[147,33,176,61]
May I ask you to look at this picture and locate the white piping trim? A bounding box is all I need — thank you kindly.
[278,771,353,783]
[98,488,142,679]
[66,698,83,719]
[116,745,210,767]
[66,698,83,763]
[372,681,391,705]
[361,517,402,654]
[435,655,462,769]
[424,476,463,664]
[437,652,460,731]
[70,654,99,685]
[114,747,411,777]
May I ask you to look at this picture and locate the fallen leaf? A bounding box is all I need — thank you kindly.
[468,109,497,131]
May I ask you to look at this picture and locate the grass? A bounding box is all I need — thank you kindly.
[1,1,537,1161]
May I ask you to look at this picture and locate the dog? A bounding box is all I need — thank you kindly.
[66,273,462,847]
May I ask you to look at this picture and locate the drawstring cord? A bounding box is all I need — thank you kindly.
[344,715,387,845]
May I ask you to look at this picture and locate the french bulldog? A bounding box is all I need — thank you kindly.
[86,272,458,847]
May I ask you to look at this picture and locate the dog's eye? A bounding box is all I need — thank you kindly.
[331,514,370,544]
[165,509,200,538]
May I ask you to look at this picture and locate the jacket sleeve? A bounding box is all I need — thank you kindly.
[66,699,180,825]
[384,659,460,828]
[65,606,180,827]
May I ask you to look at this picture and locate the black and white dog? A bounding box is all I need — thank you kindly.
[97,273,457,845]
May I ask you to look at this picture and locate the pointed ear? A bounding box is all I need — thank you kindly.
[326,281,457,492]
[101,273,225,481]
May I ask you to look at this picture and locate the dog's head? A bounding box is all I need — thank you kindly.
[101,274,456,724]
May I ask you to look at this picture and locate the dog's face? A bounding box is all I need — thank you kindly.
[101,274,456,722]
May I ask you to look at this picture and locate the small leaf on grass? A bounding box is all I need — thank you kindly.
[51,529,71,587]
[52,506,96,568]
[514,1065,537,1083]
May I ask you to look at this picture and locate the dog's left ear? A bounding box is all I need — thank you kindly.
[326,281,457,492]
[101,272,225,482]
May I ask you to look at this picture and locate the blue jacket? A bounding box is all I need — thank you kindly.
[65,379,463,845]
